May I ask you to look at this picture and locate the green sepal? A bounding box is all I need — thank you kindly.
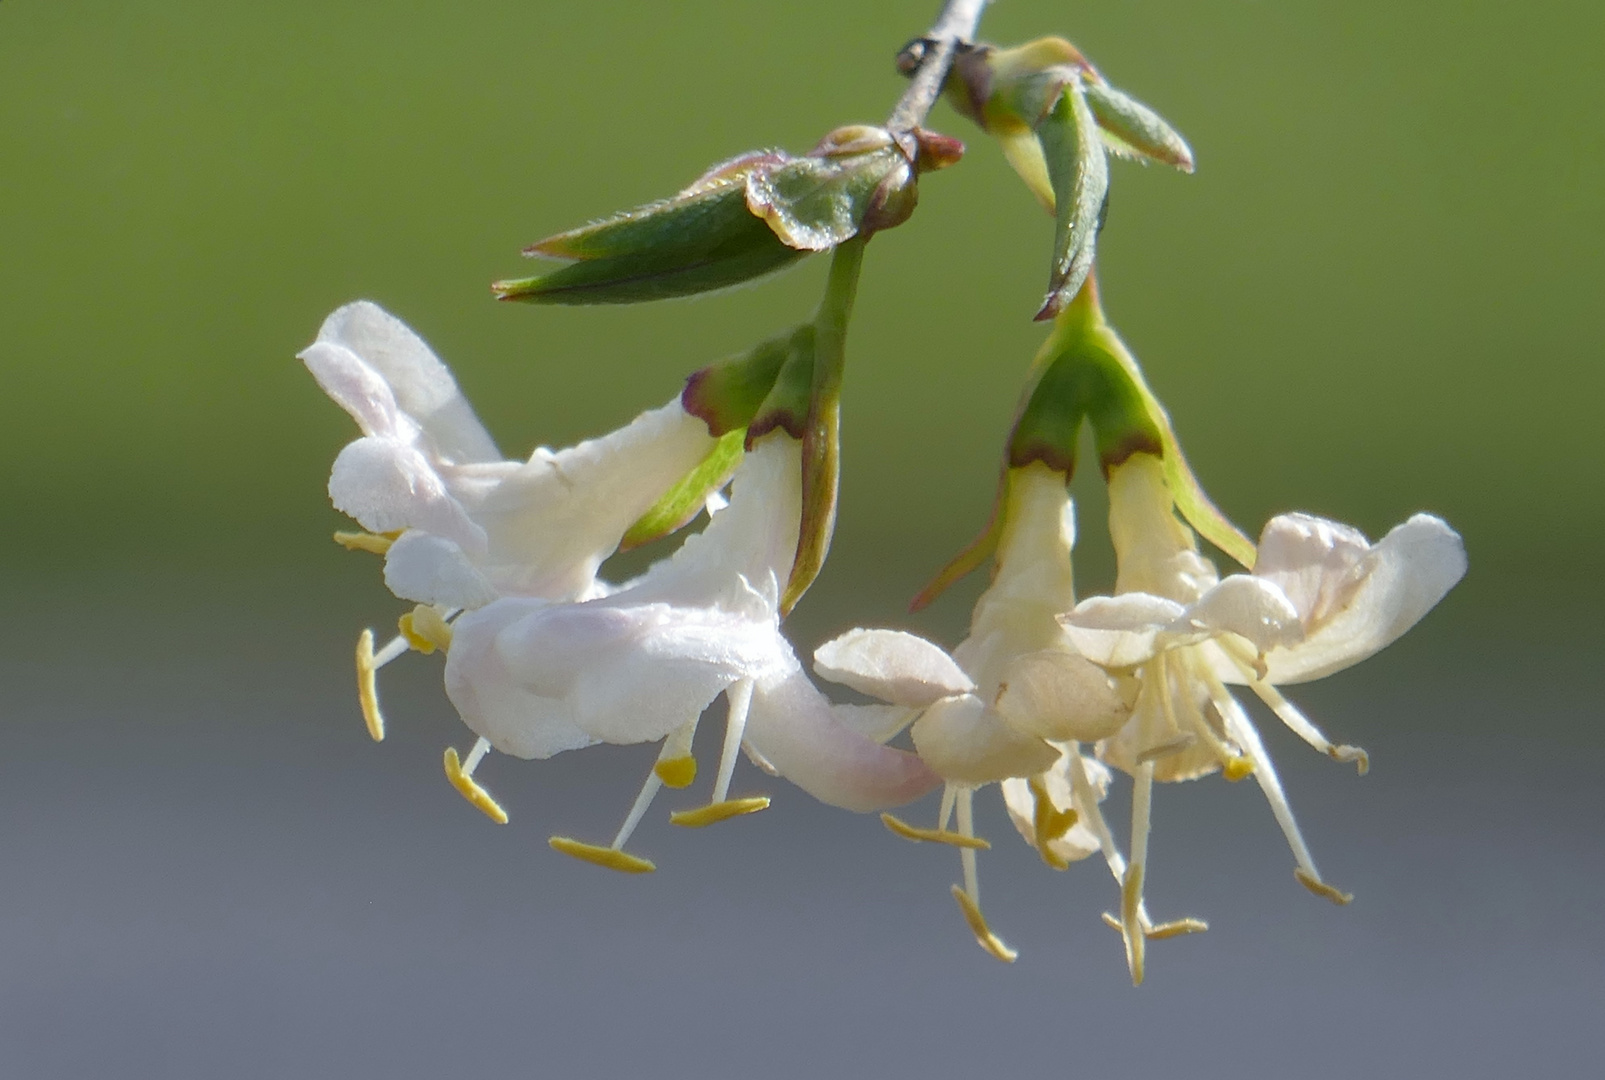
[1083,81,1195,173]
[682,326,811,436]
[910,464,1009,612]
[620,429,746,551]
[746,127,919,250]
[747,335,816,446]
[1035,77,1109,321]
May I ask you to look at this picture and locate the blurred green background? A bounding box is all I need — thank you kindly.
[4,0,1600,629]
[2,3,1602,1077]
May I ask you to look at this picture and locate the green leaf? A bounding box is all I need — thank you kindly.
[1084,81,1194,172]
[495,151,810,305]
[620,429,746,551]
[493,240,805,305]
[1036,77,1109,321]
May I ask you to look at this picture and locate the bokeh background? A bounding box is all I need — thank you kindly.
[2,1,1601,1076]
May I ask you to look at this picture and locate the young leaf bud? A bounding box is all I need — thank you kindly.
[1083,81,1195,172]
[1036,77,1109,321]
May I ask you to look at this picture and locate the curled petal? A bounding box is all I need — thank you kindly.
[327,437,487,554]
[814,628,976,707]
[1254,514,1467,685]
[1251,513,1371,627]
[1060,593,1186,668]
[1001,753,1106,866]
[1177,574,1303,654]
[306,300,501,464]
[745,667,940,812]
[911,694,1060,786]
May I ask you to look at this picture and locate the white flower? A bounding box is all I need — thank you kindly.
[814,464,1192,962]
[1059,453,1466,982]
[301,300,722,744]
[442,435,938,871]
[301,300,718,610]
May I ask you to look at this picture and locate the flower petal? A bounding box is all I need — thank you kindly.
[813,627,976,707]
[309,301,501,464]
[994,648,1135,742]
[383,531,499,611]
[744,666,941,812]
[1251,513,1370,626]
[911,694,1061,786]
[327,436,487,553]
[1059,593,1185,668]
[1174,574,1302,654]
[1257,513,1467,684]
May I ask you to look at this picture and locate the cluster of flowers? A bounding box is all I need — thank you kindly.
[300,29,1465,983]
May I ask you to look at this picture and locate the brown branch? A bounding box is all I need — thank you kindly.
[886,0,990,149]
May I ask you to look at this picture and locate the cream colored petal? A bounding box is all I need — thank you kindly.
[995,648,1136,742]
[1252,512,1371,625]
[911,694,1060,786]
[1001,756,1103,865]
[310,301,501,464]
[1060,593,1184,668]
[1256,513,1466,685]
[814,628,975,707]
[1176,574,1303,654]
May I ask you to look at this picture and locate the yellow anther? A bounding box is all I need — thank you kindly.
[333,530,399,555]
[1101,912,1209,940]
[880,813,992,849]
[1147,917,1209,940]
[950,885,1018,963]
[654,755,698,789]
[670,797,770,828]
[1121,864,1146,986]
[1028,776,1078,869]
[548,836,656,874]
[399,605,453,655]
[1223,755,1255,782]
[1294,867,1354,906]
[1330,744,1370,776]
[355,628,385,742]
[443,747,509,824]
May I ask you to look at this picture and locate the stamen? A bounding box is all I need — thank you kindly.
[333,530,399,555]
[1223,756,1255,781]
[669,798,770,828]
[1122,761,1155,986]
[1229,648,1369,775]
[443,741,508,824]
[880,812,991,849]
[1295,867,1354,906]
[398,604,453,654]
[671,680,769,828]
[937,782,958,832]
[1213,676,1353,905]
[654,718,700,789]
[956,787,982,906]
[355,629,386,742]
[548,837,656,874]
[611,768,664,851]
[951,884,1018,963]
[1100,912,1209,939]
[1029,775,1078,870]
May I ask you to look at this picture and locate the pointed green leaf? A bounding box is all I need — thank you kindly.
[493,241,805,305]
[1084,81,1194,172]
[1035,78,1109,321]
[620,429,746,550]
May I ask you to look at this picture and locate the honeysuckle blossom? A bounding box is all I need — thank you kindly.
[443,434,938,871]
[301,300,719,742]
[814,463,1201,961]
[1060,452,1466,982]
